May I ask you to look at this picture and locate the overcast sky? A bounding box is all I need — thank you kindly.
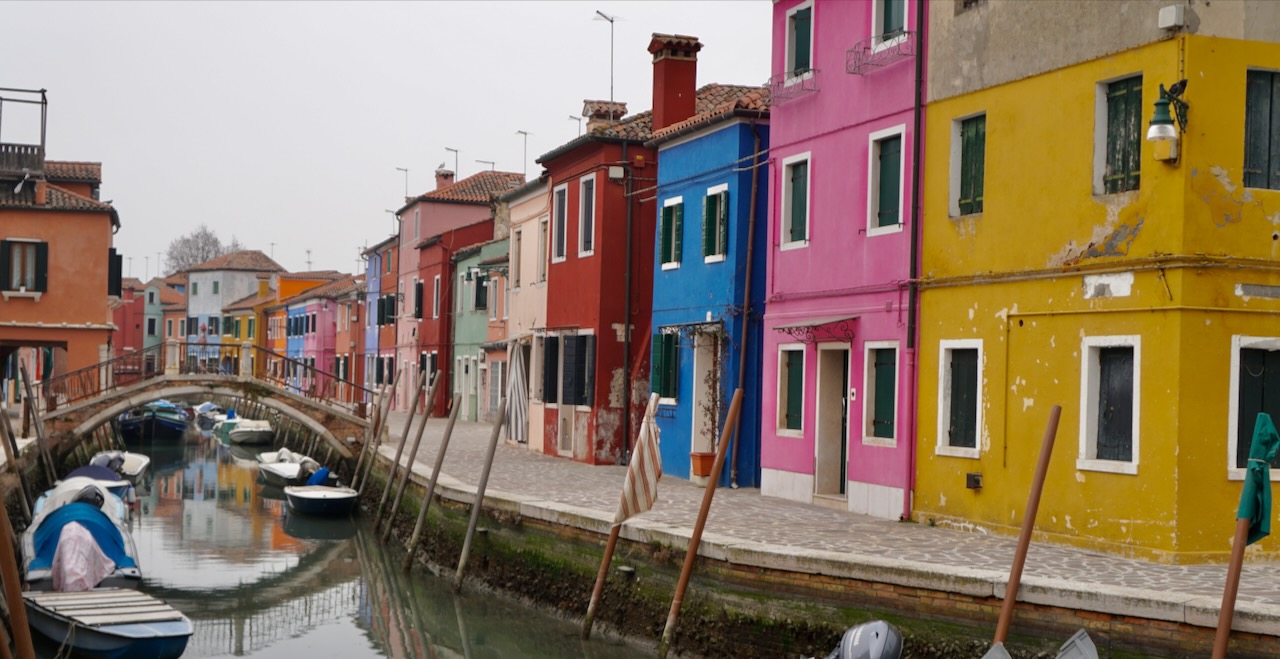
[2,1,772,279]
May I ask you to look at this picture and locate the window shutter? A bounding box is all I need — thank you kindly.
[792,8,811,75]
[582,334,596,406]
[1247,71,1280,190]
[660,206,673,264]
[1124,77,1142,192]
[948,349,978,448]
[375,356,384,384]
[543,337,559,404]
[702,196,713,257]
[651,333,664,396]
[563,335,580,406]
[0,241,10,290]
[718,191,729,255]
[1096,347,1134,461]
[376,296,385,325]
[1105,77,1142,194]
[106,247,121,296]
[790,162,808,242]
[959,117,985,215]
[388,294,396,320]
[974,118,985,212]
[1272,73,1280,190]
[664,334,679,399]
[672,203,683,263]
[883,0,905,37]
[873,348,896,438]
[414,281,423,318]
[784,350,803,430]
[877,137,902,227]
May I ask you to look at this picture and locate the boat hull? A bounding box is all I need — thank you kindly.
[228,428,274,445]
[24,589,192,659]
[284,486,358,516]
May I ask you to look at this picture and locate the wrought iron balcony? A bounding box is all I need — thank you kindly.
[767,69,821,105]
[846,30,916,76]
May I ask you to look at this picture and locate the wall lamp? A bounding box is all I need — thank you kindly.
[1147,79,1188,162]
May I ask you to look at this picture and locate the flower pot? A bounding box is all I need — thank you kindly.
[690,451,716,477]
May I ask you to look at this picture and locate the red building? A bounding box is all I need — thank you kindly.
[111,277,146,357]
[532,33,712,464]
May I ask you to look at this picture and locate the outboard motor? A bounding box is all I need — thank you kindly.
[72,486,105,510]
[823,621,903,659]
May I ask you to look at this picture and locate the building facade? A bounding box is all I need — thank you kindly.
[502,177,550,448]
[451,239,508,422]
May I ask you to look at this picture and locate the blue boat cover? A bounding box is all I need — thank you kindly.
[305,467,331,486]
[67,466,122,482]
[29,503,135,571]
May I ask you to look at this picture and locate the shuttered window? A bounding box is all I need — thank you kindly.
[652,332,679,399]
[553,187,567,260]
[475,273,488,310]
[947,348,978,448]
[1244,71,1280,191]
[1236,348,1280,469]
[247,318,255,339]
[871,348,897,439]
[780,348,803,431]
[580,177,595,253]
[414,280,423,318]
[660,203,683,266]
[0,240,48,292]
[375,356,385,384]
[959,115,986,215]
[786,160,808,243]
[880,0,905,38]
[558,334,596,406]
[875,135,902,227]
[542,337,559,404]
[1096,347,1134,461]
[703,190,728,258]
[1104,76,1143,194]
[789,6,812,77]
[107,247,120,296]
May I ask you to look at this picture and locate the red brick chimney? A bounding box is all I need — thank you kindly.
[34,179,47,206]
[435,167,455,190]
[649,33,703,132]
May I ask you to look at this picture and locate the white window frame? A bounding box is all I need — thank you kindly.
[781,152,811,251]
[578,173,596,258]
[704,183,729,264]
[936,339,983,459]
[949,111,985,218]
[866,124,907,237]
[511,229,522,290]
[1227,335,1280,481]
[413,208,420,240]
[537,216,549,282]
[457,274,465,313]
[488,279,498,321]
[783,0,815,86]
[167,319,174,338]
[432,275,440,318]
[661,196,683,271]
[776,342,805,438]
[1092,73,1142,196]
[1077,334,1141,475]
[146,317,157,337]
[871,0,909,54]
[551,183,569,263]
[862,340,899,447]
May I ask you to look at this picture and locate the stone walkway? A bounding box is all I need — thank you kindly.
[374,410,1280,629]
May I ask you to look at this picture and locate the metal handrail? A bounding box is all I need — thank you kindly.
[35,342,167,412]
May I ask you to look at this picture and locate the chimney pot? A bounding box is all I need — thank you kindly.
[34,179,47,206]
[648,33,703,132]
[435,168,455,190]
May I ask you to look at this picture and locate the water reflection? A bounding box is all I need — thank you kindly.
[94,434,649,658]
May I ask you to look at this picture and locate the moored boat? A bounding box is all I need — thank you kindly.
[90,451,150,482]
[228,419,274,445]
[117,400,191,442]
[24,588,193,659]
[284,484,358,516]
[194,401,225,431]
[23,478,141,591]
[257,448,325,487]
[63,466,134,506]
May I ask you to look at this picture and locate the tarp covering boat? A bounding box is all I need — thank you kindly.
[51,522,117,592]
[30,502,136,572]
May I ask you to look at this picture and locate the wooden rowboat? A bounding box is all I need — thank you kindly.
[23,588,193,659]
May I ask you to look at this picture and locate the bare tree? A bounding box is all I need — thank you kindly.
[164,225,245,274]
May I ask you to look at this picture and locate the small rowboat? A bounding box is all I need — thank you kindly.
[284,485,358,516]
[23,588,193,659]
[90,451,150,483]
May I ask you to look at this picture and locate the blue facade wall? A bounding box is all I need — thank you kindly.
[363,251,381,389]
[650,119,769,487]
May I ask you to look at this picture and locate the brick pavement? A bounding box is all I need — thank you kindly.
[377,411,1280,633]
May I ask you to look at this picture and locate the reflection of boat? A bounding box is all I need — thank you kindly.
[282,508,358,540]
[285,484,358,516]
[117,401,191,442]
[23,478,141,591]
[91,451,150,482]
[24,588,193,659]
[258,484,287,501]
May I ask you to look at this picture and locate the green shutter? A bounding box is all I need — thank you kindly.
[873,348,896,438]
[672,203,683,263]
[33,242,48,292]
[563,335,580,405]
[877,136,902,227]
[582,335,596,406]
[948,349,978,448]
[543,337,559,404]
[1105,76,1142,194]
[717,191,729,256]
[789,161,808,242]
[1272,73,1280,190]
[666,334,680,399]
[248,317,255,339]
[702,195,714,257]
[792,7,811,76]
[660,206,673,265]
[784,350,803,430]
[651,333,665,396]
[1237,349,1280,469]
[959,116,986,215]
[882,0,905,37]
[1096,347,1134,461]
[1244,71,1280,190]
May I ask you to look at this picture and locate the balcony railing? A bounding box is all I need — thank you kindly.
[767,69,821,105]
[0,143,45,177]
[846,30,916,76]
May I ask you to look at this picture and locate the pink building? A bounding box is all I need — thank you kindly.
[760,0,925,520]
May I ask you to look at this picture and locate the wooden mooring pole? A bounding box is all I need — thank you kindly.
[452,397,507,593]
[381,372,442,543]
[351,386,382,491]
[0,408,32,523]
[373,369,428,527]
[18,365,56,484]
[402,394,462,572]
[0,467,36,658]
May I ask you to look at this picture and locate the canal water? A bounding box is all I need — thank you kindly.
[36,433,651,658]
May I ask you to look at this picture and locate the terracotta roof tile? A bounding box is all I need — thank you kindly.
[223,291,265,312]
[291,274,363,302]
[409,171,525,206]
[649,84,770,142]
[157,286,184,305]
[278,270,343,281]
[162,272,188,286]
[0,183,115,212]
[122,277,146,291]
[188,250,285,273]
[44,161,102,184]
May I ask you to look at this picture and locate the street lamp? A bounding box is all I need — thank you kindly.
[1147,79,1188,164]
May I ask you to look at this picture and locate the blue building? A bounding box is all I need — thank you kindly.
[362,236,394,392]
[646,87,769,487]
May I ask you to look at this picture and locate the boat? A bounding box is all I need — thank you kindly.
[227,419,274,445]
[194,401,225,431]
[117,400,191,442]
[63,466,135,506]
[284,470,358,516]
[257,448,326,487]
[24,588,193,659]
[90,451,150,482]
[23,478,141,591]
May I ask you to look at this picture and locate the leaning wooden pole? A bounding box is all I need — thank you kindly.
[452,396,507,593]
[1213,518,1252,658]
[361,372,401,490]
[381,372,443,543]
[350,385,384,492]
[0,407,32,523]
[374,369,428,528]
[993,404,1062,645]
[0,473,37,659]
[18,365,56,484]
[402,393,463,572]
[656,389,743,659]
[583,393,659,639]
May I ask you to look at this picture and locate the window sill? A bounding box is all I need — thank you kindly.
[866,223,904,237]
[780,240,809,252]
[863,435,896,448]
[783,70,814,88]
[871,33,907,55]
[658,397,678,406]
[949,210,983,220]
[1226,467,1280,482]
[1,290,42,302]
[578,250,595,258]
[661,262,680,271]
[704,254,726,264]
[776,427,803,438]
[1076,458,1137,475]
[551,257,567,265]
[935,445,980,459]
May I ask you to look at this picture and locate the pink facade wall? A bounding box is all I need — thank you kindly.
[761,0,925,518]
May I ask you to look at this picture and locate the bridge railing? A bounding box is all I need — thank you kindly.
[35,343,167,413]
[248,345,373,417]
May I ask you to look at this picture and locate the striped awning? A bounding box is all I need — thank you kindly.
[507,345,528,444]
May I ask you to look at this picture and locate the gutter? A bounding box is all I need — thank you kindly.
[904,0,926,522]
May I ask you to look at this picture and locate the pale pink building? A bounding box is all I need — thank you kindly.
[760,0,926,520]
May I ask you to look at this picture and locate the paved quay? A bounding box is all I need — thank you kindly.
[384,411,1280,636]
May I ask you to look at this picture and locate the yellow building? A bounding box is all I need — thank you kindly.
[916,24,1280,563]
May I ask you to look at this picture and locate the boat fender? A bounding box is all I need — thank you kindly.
[305,467,330,487]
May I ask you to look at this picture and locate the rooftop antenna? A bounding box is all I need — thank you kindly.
[305,249,312,271]
[475,159,495,171]
[270,242,276,259]
[144,256,149,281]
[445,147,459,177]
[594,11,619,103]
[568,115,583,136]
[156,252,162,277]
[385,209,398,235]
[395,166,409,198]
[516,130,532,176]
[127,256,133,278]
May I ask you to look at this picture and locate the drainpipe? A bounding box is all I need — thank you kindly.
[621,142,633,464]
[903,0,926,520]
[729,122,762,488]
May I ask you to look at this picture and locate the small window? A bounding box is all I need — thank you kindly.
[1230,338,1280,476]
[209,317,219,336]
[512,230,522,288]
[868,127,904,233]
[213,281,220,295]
[659,199,684,269]
[865,345,897,442]
[386,254,393,274]
[432,275,441,318]
[1079,336,1140,474]
[414,208,420,240]
[191,282,199,296]
[652,331,679,401]
[247,317,255,339]
[956,114,986,215]
[778,345,804,433]
[474,272,488,311]
[167,319,174,337]
[1102,75,1143,194]
[1244,70,1280,191]
[937,341,982,458]
[0,240,47,292]
[414,280,423,319]
[538,217,549,282]
[146,318,157,337]
[579,175,596,256]
[552,185,568,262]
[148,291,156,305]
[703,186,729,261]
[179,319,186,336]
[782,155,810,247]
[234,318,242,339]
[879,0,906,39]
[786,2,813,79]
